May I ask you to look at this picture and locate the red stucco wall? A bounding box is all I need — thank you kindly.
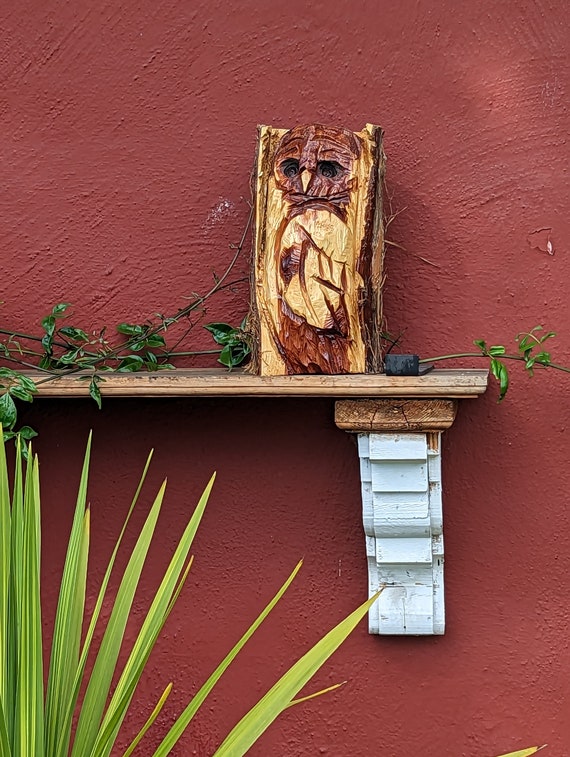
[1,1,569,755]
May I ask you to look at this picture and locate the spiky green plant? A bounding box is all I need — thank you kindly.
[0,428,378,756]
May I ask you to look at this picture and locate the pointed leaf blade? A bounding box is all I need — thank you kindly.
[213,590,381,757]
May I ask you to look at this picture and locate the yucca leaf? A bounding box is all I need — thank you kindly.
[151,560,304,757]
[71,479,167,756]
[287,681,346,708]
[50,507,89,756]
[45,434,92,757]
[89,559,193,757]
[0,431,395,757]
[54,450,154,757]
[0,696,11,757]
[91,559,192,757]
[121,684,173,757]
[93,474,215,757]
[0,428,11,711]
[213,590,381,756]
[7,442,24,752]
[496,748,546,757]
[15,452,44,756]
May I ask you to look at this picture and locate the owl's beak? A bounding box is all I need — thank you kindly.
[301,171,312,193]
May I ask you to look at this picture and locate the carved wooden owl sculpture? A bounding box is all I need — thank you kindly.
[252,123,384,376]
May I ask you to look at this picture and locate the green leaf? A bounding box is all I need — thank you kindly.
[89,377,102,410]
[144,354,159,372]
[515,326,555,353]
[8,441,24,752]
[59,326,89,342]
[53,450,156,757]
[17,375,37,394]
[0,368,18,380]
[538,331,556,343]
[152,561,302,757]
[212,589,382,757]
[473,338,487,352]
[516,335,535,353]
[0,700,10,757]
[52,303,71,316]
[71,482,168,756]
[39,354,53,369]
[118,356,144,372]
[488,345,506,356]
[0,429,11,742]
[8,387,34,403]
[16,436,32,461]
[205,323,235,336]
[41,315,56,336]
[75,356,96,368]
[122,684,173,757]
[204,323,236,345]
[57,350,81,366]
[0,394,17,430]
[45,436,92,757]
[534,351,551,365]
[15,453,44,755]
[144,334,166,348]
[231,344,250,366]
[218,345,233,367]
[490,358,509,402]
[18,427,37,441]
[91,475,216,756]
[116,323,144,337]
[495,748,546,757]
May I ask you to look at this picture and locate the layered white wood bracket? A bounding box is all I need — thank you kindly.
[357,431,443,635]
[335,398,476,636]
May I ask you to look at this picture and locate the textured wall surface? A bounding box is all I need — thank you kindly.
[1,1,569,755]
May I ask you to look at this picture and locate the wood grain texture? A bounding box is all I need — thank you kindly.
[335,399,458,431]
[250,123,384,375]
[21,368,488,398]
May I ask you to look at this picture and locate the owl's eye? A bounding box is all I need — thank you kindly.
[318,161,341,178]
[281,159,300,178]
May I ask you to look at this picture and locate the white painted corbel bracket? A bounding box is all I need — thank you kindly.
[335,399,459,636]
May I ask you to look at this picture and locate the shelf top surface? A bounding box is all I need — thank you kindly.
[22,368,489,399]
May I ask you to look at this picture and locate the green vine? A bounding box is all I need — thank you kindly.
[0,209,253,445]
[421,325,569,401]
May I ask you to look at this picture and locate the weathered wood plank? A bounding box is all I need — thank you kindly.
[335,399,458,431]
[19,368,488,398]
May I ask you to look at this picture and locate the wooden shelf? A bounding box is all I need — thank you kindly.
[23,368,488,399]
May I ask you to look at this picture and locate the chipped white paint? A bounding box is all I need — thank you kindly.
[358,432,444,635]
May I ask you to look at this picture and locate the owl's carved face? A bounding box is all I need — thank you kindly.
[273,124,361,215]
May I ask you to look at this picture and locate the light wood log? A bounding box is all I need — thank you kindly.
[334,399,458,432]
[250,123,385,376]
